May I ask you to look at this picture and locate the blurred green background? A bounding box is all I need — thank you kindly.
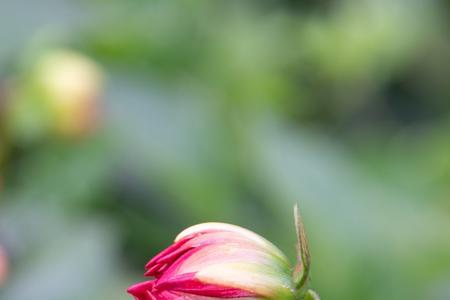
[1,0,450,299]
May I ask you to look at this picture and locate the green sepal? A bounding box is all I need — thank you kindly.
[303,289,320,300]
[292,205,320,300]
[292,204,311,290]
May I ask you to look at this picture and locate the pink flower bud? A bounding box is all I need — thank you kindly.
[0,246,8,286]
[128,223,295,300]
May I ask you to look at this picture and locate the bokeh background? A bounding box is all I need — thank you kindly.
[1,0,450,299]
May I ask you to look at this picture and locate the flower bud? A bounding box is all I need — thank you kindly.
[33,49,103,137]
[0,245,8,286]
[128,223,295,300]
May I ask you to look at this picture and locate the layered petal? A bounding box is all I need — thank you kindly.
[175,223,289,266]
[128,223,295,300]
[155,243,292,298]
[128,280,156,300]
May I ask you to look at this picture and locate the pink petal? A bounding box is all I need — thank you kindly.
[156,272,256,298]
[127,280,156,300]
[148,230,289,275]
[145,235,195,277]
[175,223,288,265]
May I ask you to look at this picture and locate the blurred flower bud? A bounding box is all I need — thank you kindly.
[33,49,103,138]
[128,222,295,300]
[0,246,8,286]
[7,49,103,142]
